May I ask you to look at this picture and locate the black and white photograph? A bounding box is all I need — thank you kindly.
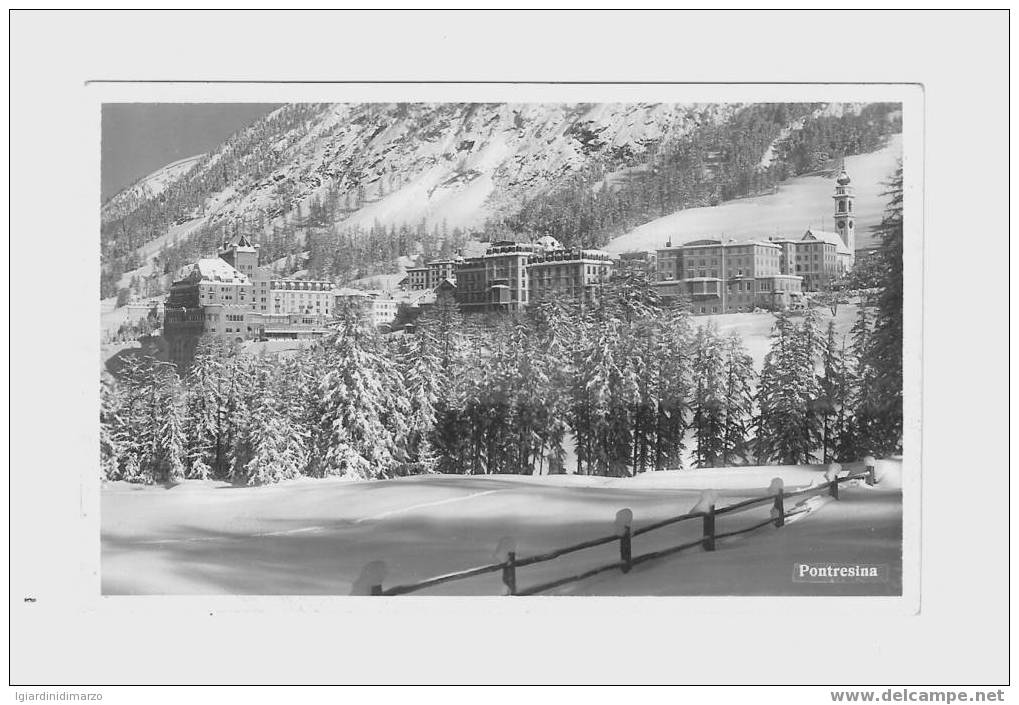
[9,8,1010,695]
[99,100,907,597]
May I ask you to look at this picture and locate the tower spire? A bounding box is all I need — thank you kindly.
[832,164,855,263]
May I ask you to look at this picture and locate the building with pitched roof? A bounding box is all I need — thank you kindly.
[163,236,339,363]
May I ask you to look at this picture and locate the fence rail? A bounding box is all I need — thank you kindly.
[356,459,879,596]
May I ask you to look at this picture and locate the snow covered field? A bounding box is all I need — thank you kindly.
[701,304,860,370]
[102,460,901,596]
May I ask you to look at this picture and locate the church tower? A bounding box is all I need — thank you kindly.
[832,163,855,263]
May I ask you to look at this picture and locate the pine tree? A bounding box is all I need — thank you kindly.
[848,302,880,456]
[864,163,904,454]
[817,321,852,463]
[182,338,224,479]
[222,353,254,481]
[99,379,122,480]
[159,373,188,483]
[116,356,182,483]
[235,363,308,486]
[754,310,822,465]
[691,324,727,467]
[420,291,470,474]
[316,312,402,479]
[529,298,577,474]
[652,308,692,471]
[720,332,755,465]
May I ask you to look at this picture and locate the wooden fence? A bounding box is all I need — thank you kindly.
[353,459,879,596]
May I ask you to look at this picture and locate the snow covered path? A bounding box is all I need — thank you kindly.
[101,462,902,596]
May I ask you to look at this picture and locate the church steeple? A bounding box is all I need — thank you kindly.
[832,162,855,263]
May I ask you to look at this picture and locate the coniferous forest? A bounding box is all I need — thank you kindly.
[101,161,903,485]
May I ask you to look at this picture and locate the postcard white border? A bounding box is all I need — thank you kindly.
[9,10,1009,687]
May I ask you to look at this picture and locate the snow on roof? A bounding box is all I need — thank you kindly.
[535,235,564,251]
[192,258,250,283]
[334,287,372,297]
[222,234,258,251]
[802,229,852,255]
[460,241,490,258]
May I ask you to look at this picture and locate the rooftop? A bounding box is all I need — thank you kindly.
[802,228,852,255]
[188,258,250,284]
[334,287,372,298]
[220,234,258,253]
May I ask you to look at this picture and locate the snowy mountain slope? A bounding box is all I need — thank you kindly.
[189,104,741,228]
[101,153,204,223]
[102,104,740,244]
[605,133,902,253]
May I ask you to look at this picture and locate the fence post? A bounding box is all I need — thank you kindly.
[615,508,633,573]
[350,560,388,596]
[502,551,517,596]
[768,477,785,527]
[827,463,842,500]
[620,526,632,573]
[864,455,877,486]
[494,536,518,596]
[702,505,716,551]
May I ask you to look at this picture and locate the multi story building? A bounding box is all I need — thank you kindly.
[616,249,657,276]
[478,240,546,312]
[269,279,336,316]
[451,256,487,312]
[217,235,273,313]
[770,165,855,289]
[369,297,400,327]
[651,165,860,313]
[404,266,430,291]
[527,247,613,304]
[771,230,849,291]
[163,257,259,361]
[426,258,459,287]
[334,288,404,328]
[164,237,336,363]
[653,239,803,315]
[404,257,462,291]
[451,238,614,313]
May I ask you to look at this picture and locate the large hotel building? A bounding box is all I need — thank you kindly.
[163,236,340,363]
[650,165,857,314]
[450,237,614,313]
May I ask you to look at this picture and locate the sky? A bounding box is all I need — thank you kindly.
[101,103,281,202]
